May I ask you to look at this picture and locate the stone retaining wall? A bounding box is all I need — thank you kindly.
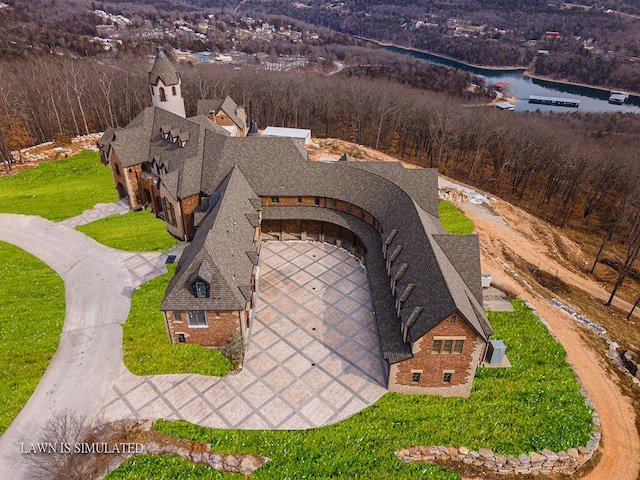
[396,432,600,475]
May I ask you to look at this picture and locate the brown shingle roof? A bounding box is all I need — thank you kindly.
[148,47,180,86]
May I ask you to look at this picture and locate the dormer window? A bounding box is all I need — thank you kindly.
[159,87,167,102]
[172,86,177,96]
[194,280,209,298]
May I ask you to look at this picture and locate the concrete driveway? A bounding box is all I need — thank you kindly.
[100,242,387,429]
[0,214,132,479]
[0,216,387,478]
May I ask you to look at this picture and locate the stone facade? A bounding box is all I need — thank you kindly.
[164,310,241,348]
[388,313,486,397]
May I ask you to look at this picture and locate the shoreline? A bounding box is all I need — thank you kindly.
[522,70,640,99]
[355,36,528,72]
[357,36,640,100]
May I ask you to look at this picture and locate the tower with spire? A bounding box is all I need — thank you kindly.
[148,46,186,118]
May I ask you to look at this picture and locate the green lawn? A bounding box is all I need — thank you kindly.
[438,200,474,235]
[0,241,65,433]
[109,300,593,479]
[76,209,181,252]
[123,265,231,377]
[0,150,116,221]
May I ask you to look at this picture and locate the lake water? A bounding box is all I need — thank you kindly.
[377,42,640,114]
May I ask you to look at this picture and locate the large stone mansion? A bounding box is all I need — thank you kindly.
[97,47,494,397]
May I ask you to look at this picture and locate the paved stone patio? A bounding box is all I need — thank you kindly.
[59,201,129,228]
[101,241,387,429]
[118,244,187,288]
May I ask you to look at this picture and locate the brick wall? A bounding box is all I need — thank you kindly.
[166,310,240,348]
[180,194,201,240]
[159,184,183,239]
[389,313,486,397]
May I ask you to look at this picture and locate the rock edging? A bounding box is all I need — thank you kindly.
[96,419,269,478]
[396,433,600,475]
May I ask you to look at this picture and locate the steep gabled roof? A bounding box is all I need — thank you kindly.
[161,165,260,311]
[433,234,483,304]
[197,96,245,130]
[148,47,180,86]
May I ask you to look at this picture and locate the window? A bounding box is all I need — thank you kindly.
[177,333,186,344]
[214,311,220,318]
[195,281,208,298]
[173,311,182,322]
[267,219,273,227]
[159,87,166,102]
[432,338,465,354]
[172,86,177,96]
[443,372,452,383]
[346,203,352,213]
[163,198,176,226]
[187,311,207,327]
[295,219,302,228]
[451,315,457,323]
[331,198,337,209]
[314,196,320,206]
[297,196,303,203]
[165,201,177,227]
[411,372,421,383]
[115,164,120,175]
[361,209,366,219]
[271,196,280,203]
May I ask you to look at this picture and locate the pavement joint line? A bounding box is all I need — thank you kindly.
[238,393,278,428]
[189,377,220,397]
[184,382,234,428]
[145,378,189,418]
[112,384,142,418]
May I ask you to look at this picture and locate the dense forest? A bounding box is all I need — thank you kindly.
[1,56,639,276]
[223,0,640,91]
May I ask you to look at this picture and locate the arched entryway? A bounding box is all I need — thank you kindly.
[116,182,127,200]
[142,189,152,207]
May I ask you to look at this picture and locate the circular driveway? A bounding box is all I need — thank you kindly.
[101,241,387,429]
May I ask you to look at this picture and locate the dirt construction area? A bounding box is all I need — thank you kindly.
[447,180,640,480]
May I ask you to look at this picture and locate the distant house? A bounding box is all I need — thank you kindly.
[261,126,312,145]
[544,31,561,38]
[197,96,247,137]
[97,47,494,397]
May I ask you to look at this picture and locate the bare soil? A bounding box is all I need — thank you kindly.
[450,185,640,480]
[0,134,101,178]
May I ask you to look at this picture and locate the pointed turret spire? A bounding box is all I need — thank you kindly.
[148,45,186,117]
[247,118,259,136]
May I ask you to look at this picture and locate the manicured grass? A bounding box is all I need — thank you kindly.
[438,200,474,235]
[123,265,231,377]
[0,150,116,221]
[109,300,593,479]
[0,241,65,433]
[105,456,239,479]
[76,209,181,252]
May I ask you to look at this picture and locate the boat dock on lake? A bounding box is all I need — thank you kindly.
[528,95,580,108]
